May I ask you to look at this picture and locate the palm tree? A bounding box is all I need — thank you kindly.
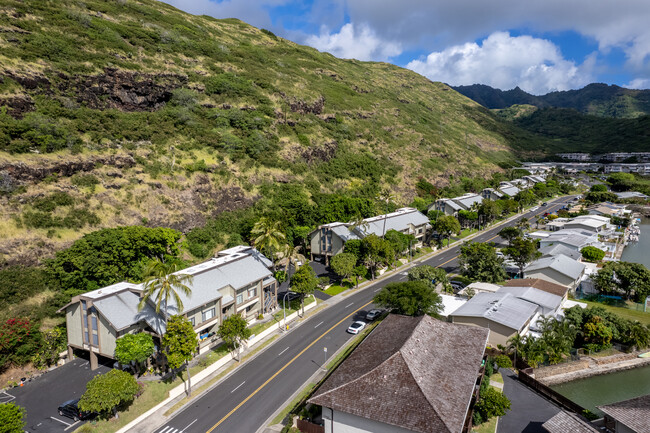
[278,245,306,279]
[250,217,286,271]
[507,334,525,368]
[138,259,193,317]
[376,189,396,238]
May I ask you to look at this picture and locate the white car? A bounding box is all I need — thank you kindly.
[347,321,366,334]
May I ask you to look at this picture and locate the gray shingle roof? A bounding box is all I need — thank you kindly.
[353,208,429,237]
[453,194,483,209]
[93,291,166,334]
[499,186,521,197]
[598,394,650,433]
[615,191,649,199]
[525,254,586,280]
[450,292,539,331]
[538,244,582,261]
[542,411,599,433]
[308,315,489,433]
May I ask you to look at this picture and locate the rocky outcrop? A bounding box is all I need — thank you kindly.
[58,68,187,111]
[283,94,325,115]
[0,95,34,118]
[0,154,136,183]
[301,140,338,164]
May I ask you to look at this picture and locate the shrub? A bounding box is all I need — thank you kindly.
[475,387,511,421]
[71,173,100,189]
[495,354,513,369]
[0,403,26,432]
[0,318,43,371]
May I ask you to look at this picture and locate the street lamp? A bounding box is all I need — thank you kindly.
[282,291,293,331]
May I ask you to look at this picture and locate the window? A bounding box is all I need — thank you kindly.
[247,287,257,298]
[84,331,89,343]
[92,333,99,345]
[81,300,87,311]
[237,293,243,304]
[189,317,195,327]
[91,316,98,331]
[202,308,215,322]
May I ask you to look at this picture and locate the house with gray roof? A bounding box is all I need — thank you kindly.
[453,193,484,210]
[598,394,650,433]
[538,244,582,261]
[498,286,563,315]
[308,314,489,433]
[450,292,539,347]
[615,191,649,200]
[564,215,612,233]
[524,254,586,290]
[481,188,504,201]
[61,246,277,369]
[309,208,430,264]
[542,411,599,433]
[538,230,599,252]
[431,197,463,216]
[499,185,521,197]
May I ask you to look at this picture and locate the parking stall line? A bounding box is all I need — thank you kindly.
[50,417,71,426]
[64,420,81,431]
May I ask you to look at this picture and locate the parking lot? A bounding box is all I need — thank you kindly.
[7,356,111,432]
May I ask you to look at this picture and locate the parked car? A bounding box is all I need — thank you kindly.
[347,321,366,334]
[365,309,383,321]
[58,399,96,422]
[541,202,548,207]
[450,280,466,293]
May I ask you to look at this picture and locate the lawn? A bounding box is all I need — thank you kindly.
[576,298,650,326]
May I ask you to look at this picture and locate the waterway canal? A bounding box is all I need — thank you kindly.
[620,217,650,268]
[551,364,650,416]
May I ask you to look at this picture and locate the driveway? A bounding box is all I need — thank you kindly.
[498,369,561,433]
[7,356,112,432]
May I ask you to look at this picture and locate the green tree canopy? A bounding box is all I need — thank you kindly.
[581,246,606,263]
[78,369,139,418]
[360,234,394,278]
[590,184,608,192]
[593,261,650,301]
[459,242,507,283]
[407,265,450,292]
[498,226,522,246]
[607,172,636,192]
[47,226,182,294]
[475,387,511,422]
[504,237,541,277]
[330,252,356,281]
[114,333,155,373]
[343,239,362,261]
[478,200,502,223]
[139,259,193,316]
[217,314,251,360]
[290,264,318,313]
[433,215,461,247]
[514,189,536,207]
[162,315,198,396]
[352,265,367,289]
[373,280,442,317]
[0,403,26,433]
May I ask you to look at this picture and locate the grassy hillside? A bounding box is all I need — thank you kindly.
[0,0,558,266]
[454,83,650,119]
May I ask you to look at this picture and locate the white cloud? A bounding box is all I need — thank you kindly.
[306,23,402,61]
[625,78,650,89]
[407,32,594,95]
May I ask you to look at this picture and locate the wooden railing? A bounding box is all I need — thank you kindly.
[297,419,324,433]
[518,369,589,415]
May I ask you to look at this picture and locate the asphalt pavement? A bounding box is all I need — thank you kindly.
[151,197,572,433]
[6,356,111,432]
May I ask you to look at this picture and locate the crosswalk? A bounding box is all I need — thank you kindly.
[157,418,198,433]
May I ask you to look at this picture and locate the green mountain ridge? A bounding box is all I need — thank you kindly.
[0,0,574,266]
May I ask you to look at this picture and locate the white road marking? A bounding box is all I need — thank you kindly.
[181,418,198,432]
[0,391,15,403]
[344,302,354,308]
[159,427,172,433]
[314,321,324,328]
[64,421,80,431]
[50,417,71,426]
[278,347,289,356]
[231,381,246,393]
[374,288,382,293]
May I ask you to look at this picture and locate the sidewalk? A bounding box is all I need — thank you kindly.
[114,202,543,433]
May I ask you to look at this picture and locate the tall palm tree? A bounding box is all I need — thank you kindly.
[278,245,306,278]
[251,217,286,271]
[377,189,396,238]
[507,334,525,368]
[138,259,193,317]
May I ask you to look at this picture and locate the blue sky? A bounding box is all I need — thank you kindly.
[163,0,650,95]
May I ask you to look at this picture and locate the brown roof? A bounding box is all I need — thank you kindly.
[598,394,650,433]
[503,278,569,298]
[308,314,489,433]
[542,411,599,433]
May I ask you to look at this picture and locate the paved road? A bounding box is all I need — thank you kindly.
[498,370,560,433]
[7,357,111,432]
[154,196,572,433]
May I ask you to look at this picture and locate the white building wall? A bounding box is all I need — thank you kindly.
[322,408,418,433]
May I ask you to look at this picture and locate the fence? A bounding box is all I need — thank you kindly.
[296,419,324,433]
[518,369,590,416]
[574,292,647,312]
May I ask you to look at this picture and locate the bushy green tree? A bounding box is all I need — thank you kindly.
[607,172,636,192]
[407,265,450,292]
[478,200,502,223]
[79,369,139,419]
[433,215,461,247]
[32,327,66,369]
[352,265,367,289]
[114,333,155,374]
[495,354,513,369]
[0,403,26,432]
[329,252,356,282]
[217,314,251,361]
[590,184,608,192]
[373,281,442,317]
[47,226,182,293]
[162,315,198,396]
[360,234,394,278]
[593,261,650,301]
[343,239,362,261]
[498,226,522,246]
[581,246,606,263]
[459,242,507,283]
[475,387,511,422]
[504,237,541,277]
[290,264,318,314]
